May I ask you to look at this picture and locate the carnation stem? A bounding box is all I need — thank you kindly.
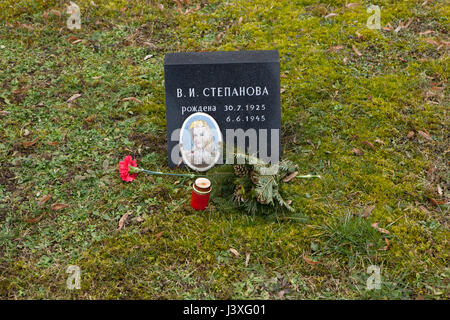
[138,168,199,178]
[296,174,322,179]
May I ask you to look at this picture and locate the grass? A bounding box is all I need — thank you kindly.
[0,0,448,299]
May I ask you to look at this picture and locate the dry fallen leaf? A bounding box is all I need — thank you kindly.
[352,44,362,56]
[419,206,429,214]
[429,197,446,206]
[382,23,393,31]
[50,9,61,17]
[404,18,414,29]
[143,42,158,49]
[419,30,434,36]
[362,140,375,150]
[328,45,344,52]
[38,195,52,206]
[407,131,415,139]
[283,171,298,183]
[417,130,432,141]
[121,97,142,104]
[352,148,364,156]
[155,231,164,239]
[67,93,81,103]
[303,255,319,265]
[381,237,390,251]
[394,24,403,33]
[51,203,69,211]
[324,13,338,19]
[144,54,154,61]
[118,212,131,230]
[13,85,31,95]
[362,205,376,218]
[245,252,250,267]
[67,36,80,43]
[374,138,385,145]
[345,3,360,8]
[26,212,46,223]
[371,223,390,234]
[425,38,439,46]
[229,248,240,257]
[23,137,39,148]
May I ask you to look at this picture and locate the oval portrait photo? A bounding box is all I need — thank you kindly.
[179,112,223,172]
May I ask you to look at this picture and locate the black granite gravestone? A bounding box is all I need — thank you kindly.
[164,50,280,168]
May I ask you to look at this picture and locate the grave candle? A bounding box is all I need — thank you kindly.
[191,177,211,210]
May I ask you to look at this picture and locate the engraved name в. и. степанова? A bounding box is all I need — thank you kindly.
[176,86,269,98]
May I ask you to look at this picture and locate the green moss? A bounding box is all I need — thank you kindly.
[1,0,448,299]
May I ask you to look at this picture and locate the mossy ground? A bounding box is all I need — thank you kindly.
[0,0,448,299]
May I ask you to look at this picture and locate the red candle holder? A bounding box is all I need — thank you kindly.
[191,178,211,210]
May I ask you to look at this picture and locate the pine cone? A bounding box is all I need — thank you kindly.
[250,170,259,184]
[234,164,250,177]
[234,184,245,203]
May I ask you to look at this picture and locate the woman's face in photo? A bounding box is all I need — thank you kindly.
[193,125,209,149]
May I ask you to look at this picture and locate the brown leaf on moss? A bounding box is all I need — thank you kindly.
[23,137,39,148]
[362,205,376,218]
[38,195,52,206]
[328,45,343,52]
[374,138,385,145]
[324,13,337,19]
[26,212,46,223]
[352,148,364,156]
[381,237,390,251]
[419,206,429,214]
[419,30,434,36]
[230,248,240,257]
[67,93,81,102]
[67,36,80,43]
[383,23,393,31]
[13,85,31,95]
[303,255,319,265]
[283,171,298,182]
[404,18,414,29]
[417,130,432,141]
[425,38,439,46]
[51,203,69,211]
[121,97,142,104]
[49,9,61,17]
[362,140,375,150]
[155,231,164,239]
[407,131,415,139]
[245,252,250,267]
[429,197,446,206]
[118,212,131,230]
[352,45,362,56]
[345,3,360,8]
[371,223,390,234]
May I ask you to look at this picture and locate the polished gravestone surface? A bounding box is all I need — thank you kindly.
[164,50,280,169]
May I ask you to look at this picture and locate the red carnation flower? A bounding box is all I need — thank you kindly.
[119,155,138,182]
